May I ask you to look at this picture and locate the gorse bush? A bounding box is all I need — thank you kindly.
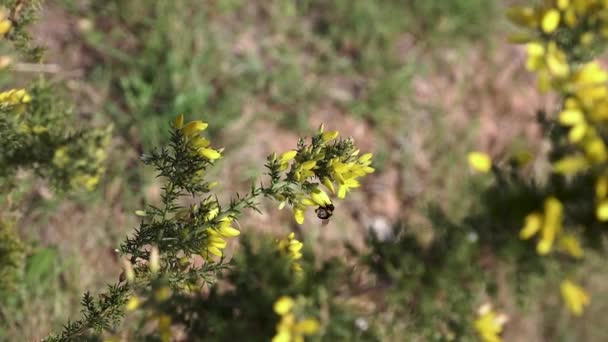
[0,0,110,337]
[4,0,608,341]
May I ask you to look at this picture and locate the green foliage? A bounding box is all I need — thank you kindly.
[9,1,608,342]
[0,0,45,60]
[128,234,378,341]
[43,116,374,340]
[0,219,24,299]
[0,81,111,191]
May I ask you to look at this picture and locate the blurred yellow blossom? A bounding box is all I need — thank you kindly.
[467,152,492,173]
[272,296,320,342]
[277,232,304,273]
[519,197,563,255]
[560,280,590,316]
[474,304,507,342]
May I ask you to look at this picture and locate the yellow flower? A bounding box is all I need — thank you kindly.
[552,155,589,174]
[467,152,492,173]
[126,296,140,311]
[596,200,608,221]
[505,6,538,28]
[560,280,590,316]
[173,114,184,129]
[0,19,11,37]
[585,138,607,163]
[538,197,563,255]
[559,234,584,259]
[310,188,331,207]
[53,147,70,168]
[277,232,304,273]
[0,88,32,107]
[519,197,563,255]
[278,150,298,171]
[321,130,339,142]
[273,296,295,315]
[322,177,335,195]
[295,319,320,334]
[474,304,507,342]
[337,178,360,199]
[542,9,561,33]
[199,147,222,160]
[519,212,542,239]
[596,175,608,199]
[182,120,208,137]
[272,296,320,342]
[293,207,305,224]
[202,217,240,258]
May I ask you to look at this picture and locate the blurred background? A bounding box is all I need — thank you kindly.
[3,0,600,340]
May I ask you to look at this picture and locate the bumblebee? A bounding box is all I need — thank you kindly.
[315,203,335,220]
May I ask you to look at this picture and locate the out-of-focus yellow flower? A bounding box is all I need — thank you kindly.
[279,150,298,171]
[293,207,305,224]
[53,146,70,168]
[561,280,590,316]
[552,155,589,174]
[70,173,100,192]
[519,212,543,240]
[520,197,563,255]
[596,175,608,199]
[321,130,339,142]
[272,296,320,342]
[468,152,492,173]
[506,6,538,28]
[199,147,222,160]
[274,296,295,315]
[126,296,140,311]
[155,286,172,302]
[596,199,608,221]
[157,314,172,342]
[542,9,561,33]
[559,234,584,259]
[182,120,208,137]
[474,304,507,342]
[0,88,32,107]
[173,114,184,129]
[277,232,304,273]
[0,8,12,37]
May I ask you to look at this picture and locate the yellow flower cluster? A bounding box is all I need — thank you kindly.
[272,296,320,342]
[0,88,32,108]
[52,136,109,192]
[474,304,507,342]
[329,151,374,199]
[508,0,605,317]
[174,114,222,161]
[199,200,241,258]
[277,232,304,273]
[291,187,333,225]
[0,8,12,38]
[277,127,374,224]
[509,1,608,92]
